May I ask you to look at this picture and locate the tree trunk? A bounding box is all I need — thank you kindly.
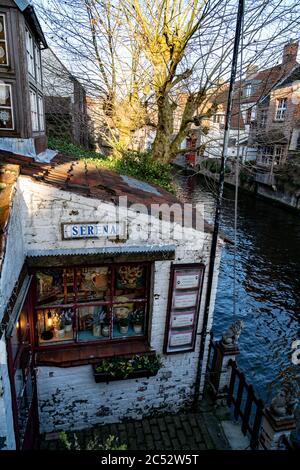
[153,93,198,164]
[152,95,175,163]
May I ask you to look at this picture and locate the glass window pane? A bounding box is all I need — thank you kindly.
[37,307,75,344]
[38,95,44,131]
[36,268,75,306]
[77,305,110,341]
[112,303,146,338]
[30,89,38,131]
[0,43,7,65]
[0,83,11,106]
[76,267,110,303]
[35,45,42,84]
[26,30,35,77]
[0,15,5,41]
[0,15,8,65]
[0,107,13,128]
[115,265,147,299]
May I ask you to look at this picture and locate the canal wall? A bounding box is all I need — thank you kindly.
[182,167,300,212]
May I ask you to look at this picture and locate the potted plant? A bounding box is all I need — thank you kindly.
[57,318,65,338]
[119,317,129,334]
[92,353,162,383]
[101,320,110,337]
[61,308,74,333]
[131,309,144,334]
[90,308,106,337]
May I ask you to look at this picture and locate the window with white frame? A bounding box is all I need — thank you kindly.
[243,83,252,98]
[274,146,285,165]
[34,44,42,84]
[26,29,35,77]
[0,83,14,130]
[212,114,225,124]
[38,95,44,131]
[260,109,268,128]
[0,14,8,66]
[275,98,287,121]
[30,89,38,131]
[258,146,273,166]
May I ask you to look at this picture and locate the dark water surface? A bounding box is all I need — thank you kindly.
[175,173,300,400]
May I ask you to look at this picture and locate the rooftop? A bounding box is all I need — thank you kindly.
[0,151,224,257]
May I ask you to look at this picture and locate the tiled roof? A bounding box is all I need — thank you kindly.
[0,163,20,273]
[210,62,298,130]
[0,151,219,236]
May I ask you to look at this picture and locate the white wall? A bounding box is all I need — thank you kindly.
[37,250,221,433]
[0,182,26,322]
[0,179,27,449]
[0,339,16,450]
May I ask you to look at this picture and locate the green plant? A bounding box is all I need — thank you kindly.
[94,354,163,379]
[131,309,144,324]
[48,139,175,193]
[59,432,127,450]
[119,317,129,327]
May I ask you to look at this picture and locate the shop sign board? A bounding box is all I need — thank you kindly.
[62,222,127,240]
[164,264,205,354]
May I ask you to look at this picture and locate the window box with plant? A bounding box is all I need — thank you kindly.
[92,353,162,383]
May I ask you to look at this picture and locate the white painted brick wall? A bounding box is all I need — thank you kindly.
[37,250,221,433]
[0,182,26,322]
[0,339,16,449]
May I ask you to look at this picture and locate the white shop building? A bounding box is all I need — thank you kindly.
[0,153,224,450]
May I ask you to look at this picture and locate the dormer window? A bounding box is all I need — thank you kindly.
[0,83,14,130]
[0,14,8,66]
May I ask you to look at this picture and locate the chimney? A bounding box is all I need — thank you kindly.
[282,41,298,65]
[246,64,258,78]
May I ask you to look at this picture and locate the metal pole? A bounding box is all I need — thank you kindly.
[193,0,245,407]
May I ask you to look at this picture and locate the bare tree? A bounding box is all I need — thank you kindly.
[36,0,300,162]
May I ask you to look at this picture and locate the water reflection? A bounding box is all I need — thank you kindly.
[175,173,300,399]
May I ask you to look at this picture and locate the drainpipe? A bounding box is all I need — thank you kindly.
[193,0,245,407]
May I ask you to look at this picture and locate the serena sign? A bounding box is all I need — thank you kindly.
[62,222,127,240]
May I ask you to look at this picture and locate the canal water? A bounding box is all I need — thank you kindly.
[175,173,300,401]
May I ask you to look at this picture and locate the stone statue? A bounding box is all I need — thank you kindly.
[221,320,244,346]
[270,380,299,417]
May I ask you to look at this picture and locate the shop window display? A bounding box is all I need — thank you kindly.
[35,263,149,346]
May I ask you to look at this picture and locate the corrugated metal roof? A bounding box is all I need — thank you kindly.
[27,244,176,258]
[121,175,161,196]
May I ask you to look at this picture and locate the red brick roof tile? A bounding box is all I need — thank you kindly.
[0,150,231,243]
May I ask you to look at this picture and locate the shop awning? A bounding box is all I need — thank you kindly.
[26,244,176,267]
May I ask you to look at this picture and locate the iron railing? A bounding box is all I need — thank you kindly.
[206,337,264,450]
[227,359,264,449]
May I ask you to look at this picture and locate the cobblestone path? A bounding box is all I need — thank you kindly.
[40,402,230,451]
